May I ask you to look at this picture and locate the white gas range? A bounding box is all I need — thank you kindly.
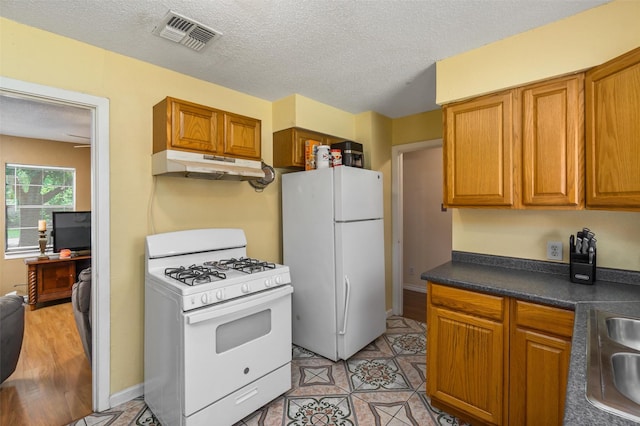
[144,228,293,426]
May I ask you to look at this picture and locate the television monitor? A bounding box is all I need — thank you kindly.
[52,211,91,254]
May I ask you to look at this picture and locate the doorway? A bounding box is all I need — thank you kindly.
[0,76,111,411]
[391,139,451,318]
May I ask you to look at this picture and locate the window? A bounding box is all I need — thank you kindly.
[5,164,75,254]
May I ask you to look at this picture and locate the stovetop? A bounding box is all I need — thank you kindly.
[147,254,291,311]
[163,257,277,285]
[145,228,291,311]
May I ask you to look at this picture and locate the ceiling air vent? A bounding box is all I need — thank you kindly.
[153,11,222,52]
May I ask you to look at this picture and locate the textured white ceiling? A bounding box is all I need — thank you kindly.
[0,94,91,143]
[0,0,609,141]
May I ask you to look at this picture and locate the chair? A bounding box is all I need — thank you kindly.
[71,267,92,362]
[0,294,25,384]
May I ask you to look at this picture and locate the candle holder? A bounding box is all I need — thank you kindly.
[38,230,49,260]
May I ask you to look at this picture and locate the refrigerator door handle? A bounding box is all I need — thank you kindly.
[339,275,351,335]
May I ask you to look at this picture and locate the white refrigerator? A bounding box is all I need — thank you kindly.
[282,166,386,361]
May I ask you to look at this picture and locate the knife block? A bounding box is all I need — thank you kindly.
[570,250,596,285]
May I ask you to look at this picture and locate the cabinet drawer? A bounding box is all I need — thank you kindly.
[429,282,504,321]
[513,300,574,338]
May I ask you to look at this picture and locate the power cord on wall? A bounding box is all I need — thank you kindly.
[148,175,157,235]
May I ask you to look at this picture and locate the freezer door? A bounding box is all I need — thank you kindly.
[334,166,383,221]
[335,219,386,360]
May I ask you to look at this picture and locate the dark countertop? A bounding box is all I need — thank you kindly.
[565,302,640,426]
[421,251,640,426]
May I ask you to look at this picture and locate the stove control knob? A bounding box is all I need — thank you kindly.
[216,290,225,300]
[201,294,209,304]
[275,276,283,285]
[241,283,250,293]
[264,278,272,288]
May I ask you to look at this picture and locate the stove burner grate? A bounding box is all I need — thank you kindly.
[164,265,226,286]
[205,257,276,274]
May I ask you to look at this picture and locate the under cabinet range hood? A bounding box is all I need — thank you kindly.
[152,150,265,181]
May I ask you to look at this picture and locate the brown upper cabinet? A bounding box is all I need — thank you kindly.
[443,73,584,209]
[519,75,584,208]
[444,90,515,207]
[153,97,261,160]
[273,127,343,169]
[585,47,640,211]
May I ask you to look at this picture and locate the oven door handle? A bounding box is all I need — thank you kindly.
[186,285,293,325]
[339,275,351,335]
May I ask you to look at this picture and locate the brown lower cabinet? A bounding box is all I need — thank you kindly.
[426,281,574,426]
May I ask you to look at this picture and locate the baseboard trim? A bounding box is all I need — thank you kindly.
[109,383,144,409]
[403,284,426,294]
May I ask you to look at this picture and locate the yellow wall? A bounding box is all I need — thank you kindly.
[436,0,640,271]
[392,109,442,145]
[0,18,277,394]
[0,136,91,296]
[272,93,355,139]
[0,17,394,397]
[4,0,636,402]
[356,111,394,305]
[437,0,640,104]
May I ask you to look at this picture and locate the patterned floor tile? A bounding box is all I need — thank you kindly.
[386,316,426,334]
[347,358,412,392]
[350,390,414,424]
[394,391,438,425]
[394,355,427,391]
[70,317,470,426]
[417,392,471,426]
[386,332,427,356]
[288,357,352,396]
[292,345,318,360]
[236,395,286,426]
[349,333,396,359]
[68,397,159,426]
[284,395,354,425]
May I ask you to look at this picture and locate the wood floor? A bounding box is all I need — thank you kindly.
[402,288,427,323]
[0,301,92,426]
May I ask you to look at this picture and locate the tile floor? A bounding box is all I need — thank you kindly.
[68,316,468,426]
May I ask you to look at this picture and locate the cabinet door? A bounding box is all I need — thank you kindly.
[586,47,640,210]
[519,74,584,208]
[428,305,505,425]
[444,91,515,207]
[428,283,506,425]
[37,262,75,302]
[509,300,574,426]
[170,99,220,154]
[273,128,324,168]
[223,113,261,160]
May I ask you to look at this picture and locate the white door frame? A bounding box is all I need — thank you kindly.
[391,138,442,315]
[1,76,111,411]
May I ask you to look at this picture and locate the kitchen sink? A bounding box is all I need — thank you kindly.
[611,353,640,405]
[587,309,640,422]
[607,317,640,351]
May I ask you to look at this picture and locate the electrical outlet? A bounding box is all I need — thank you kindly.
[547,241,563,261]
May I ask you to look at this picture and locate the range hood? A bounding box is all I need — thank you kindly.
[152,150,265,181]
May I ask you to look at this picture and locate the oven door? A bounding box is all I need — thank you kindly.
[182,285,293,417]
